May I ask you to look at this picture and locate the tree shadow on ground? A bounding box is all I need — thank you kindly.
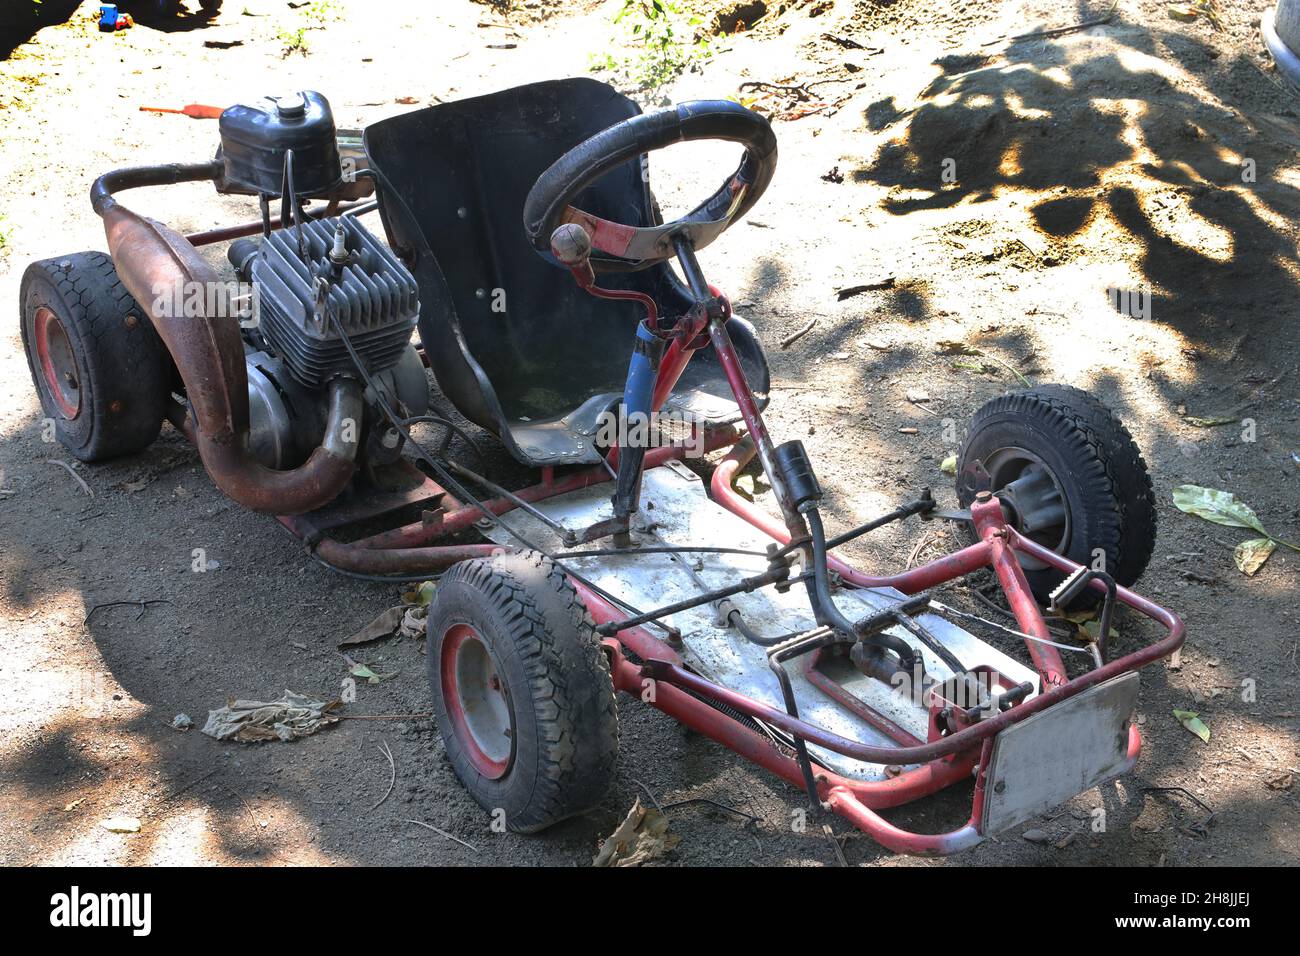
[852,17,1300,352]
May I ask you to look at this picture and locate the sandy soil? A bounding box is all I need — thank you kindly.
[0,0,1296,866]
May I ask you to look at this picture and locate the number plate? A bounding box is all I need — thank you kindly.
[981,672,1140,835]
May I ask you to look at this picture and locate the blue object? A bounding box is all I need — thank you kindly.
[622,322,661,422]
[98,4,119,31]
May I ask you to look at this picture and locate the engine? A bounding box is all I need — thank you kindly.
[234,215,419,388]
[217,89,428,472]
[229,219,427,470]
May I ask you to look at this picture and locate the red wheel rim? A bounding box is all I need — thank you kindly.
[440,624,514,779]
[33,306,82,419]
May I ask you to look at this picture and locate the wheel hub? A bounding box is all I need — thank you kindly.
[33,306,82,419]
[440,624,514,779]
[983,448,1070,571]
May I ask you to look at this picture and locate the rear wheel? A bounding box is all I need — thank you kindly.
[957,385,1156,602]
[19,252,171,462]
[426,551,618,832]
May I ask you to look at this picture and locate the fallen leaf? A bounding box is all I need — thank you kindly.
[63,798,84,812]
[1172,485,1268,535]
[937,339,981,355]
[100,816,141,833]
[350,663,397,684]
[1233,538,1276,576]
[1265,772,1293,791]
[734,473,770,501]
[401,581,436,606]
[399,607,426,639]
[1184,415,1235,428]
[592,799,680,867]
[1173,709,1211,743]
[1080,619,1120,642]
[340,606,405,647]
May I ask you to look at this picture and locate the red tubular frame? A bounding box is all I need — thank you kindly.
[119,176,1181,853]
[569,311,1180,855]
[253,277,1181,854]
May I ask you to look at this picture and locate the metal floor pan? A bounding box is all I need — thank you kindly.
[482,463,1040,782]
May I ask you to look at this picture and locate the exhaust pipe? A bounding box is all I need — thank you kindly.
[93,162,361,514]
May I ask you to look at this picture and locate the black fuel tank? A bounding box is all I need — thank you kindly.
[218,91,342,197]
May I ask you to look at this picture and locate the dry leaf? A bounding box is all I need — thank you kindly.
[592,799,680,867]
[100,816,141,833]
[1233,538,1276,576]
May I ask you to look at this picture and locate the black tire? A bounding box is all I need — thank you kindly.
[957,384,1156,601]
[19,252,171,462]
[426,551,618,833]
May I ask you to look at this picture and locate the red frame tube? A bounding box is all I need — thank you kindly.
[243,266,1179,853]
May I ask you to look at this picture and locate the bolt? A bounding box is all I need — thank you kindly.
[975,490,993,502]
[124,313,138,330]
[994,780,1006,794]
[109,400,123,414]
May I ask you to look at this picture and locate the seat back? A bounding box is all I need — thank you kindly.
[365,79,768,466]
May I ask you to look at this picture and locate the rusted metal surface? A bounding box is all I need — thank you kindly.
[95,161,363,515]
[185,197,376,247]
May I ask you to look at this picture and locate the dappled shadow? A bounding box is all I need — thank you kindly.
[852,17,1300,350]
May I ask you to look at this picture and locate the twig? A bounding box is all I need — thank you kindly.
[821,33,882,54]
[149,768,219,812]
[779,316,819,349]
[984,353,1032,387]
[1141,786,1215,836]
[822,823,849,867]
[405,819,479,852]
[338,712,432,721]
[629,778,664,813]
[46,459,93,497]
[983,0,1118,46]
[661,798,761,825]
[84,599,172,624]
[739,80,817,104]
[370,740,396,812]
[225,784,262,832]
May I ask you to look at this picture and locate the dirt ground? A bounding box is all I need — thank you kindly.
[0,0,1296,867]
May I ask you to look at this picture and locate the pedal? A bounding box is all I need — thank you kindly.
[1048,566,1091,612]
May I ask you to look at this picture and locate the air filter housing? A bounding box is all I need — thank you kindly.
[244,216,419,388]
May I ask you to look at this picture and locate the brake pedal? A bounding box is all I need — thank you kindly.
[1048,566,1091,612]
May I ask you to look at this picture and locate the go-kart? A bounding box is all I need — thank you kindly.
[18,78,1182,854]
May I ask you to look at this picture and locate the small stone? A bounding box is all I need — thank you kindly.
[1022,828,1050,844]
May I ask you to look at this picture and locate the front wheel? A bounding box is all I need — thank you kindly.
[426,551,618,833]
[957,385,1157,602]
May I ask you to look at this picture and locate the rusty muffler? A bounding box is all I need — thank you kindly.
[92,162,362,514]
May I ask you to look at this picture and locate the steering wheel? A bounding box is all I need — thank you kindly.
[523,100,777,273]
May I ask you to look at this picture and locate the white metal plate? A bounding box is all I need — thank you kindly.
[483,466,1040,781]
[981,671,1140,835]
